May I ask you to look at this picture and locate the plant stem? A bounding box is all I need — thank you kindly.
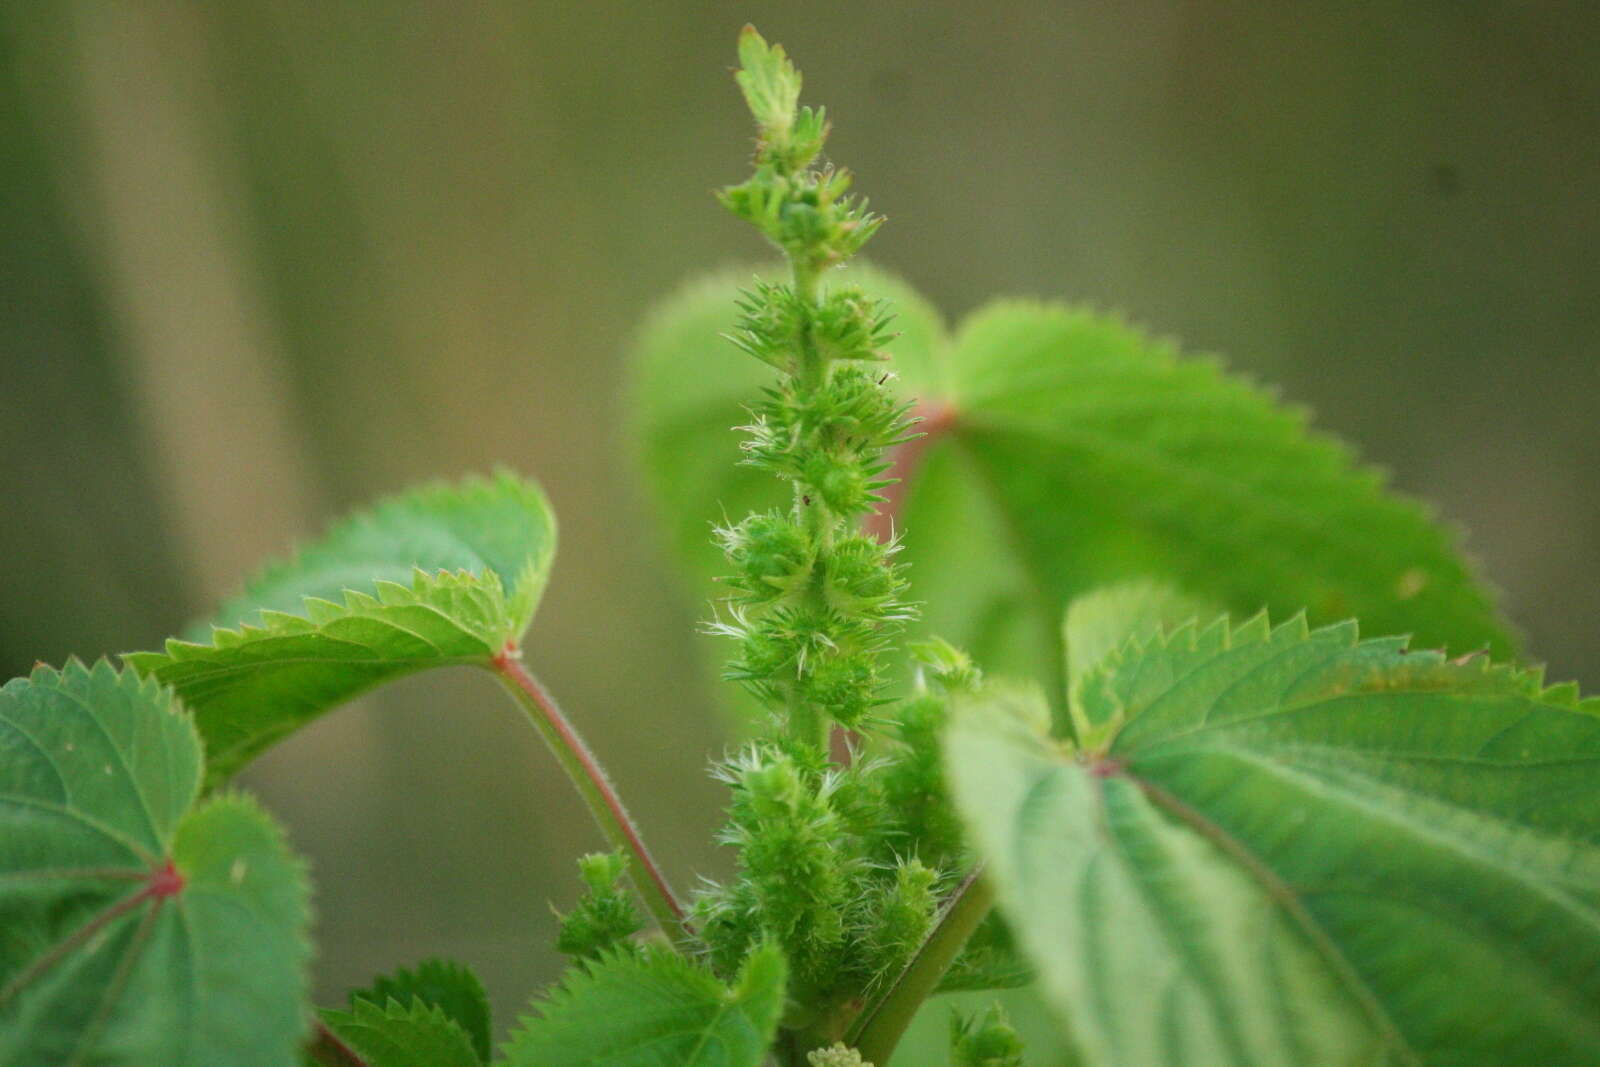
[846,868,995,1064]
[491,646,691,946]
[782,255,840,754]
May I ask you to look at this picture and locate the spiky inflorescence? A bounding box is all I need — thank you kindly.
[709,26,916,749]
[873,639,982,872]
[691,29,949,1032]
[554,851,645,962]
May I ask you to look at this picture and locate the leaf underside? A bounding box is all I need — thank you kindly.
[0,661,309,1066]
[948,614,1600,1066]
[501,943,787,1067]
[124,471,556,784]
[629,271,1514,715]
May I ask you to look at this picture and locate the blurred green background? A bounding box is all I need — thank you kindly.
[2,0,1595,1054]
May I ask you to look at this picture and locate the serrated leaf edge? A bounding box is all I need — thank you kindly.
[500,942,786,1064]
[947,298,1517,657]
[322,996,480,1064]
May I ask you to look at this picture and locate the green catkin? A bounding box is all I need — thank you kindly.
[861,858,940,987]
[709,26,913,751]
[875,639,983,870]
[554,851,644,961]
[693,26,956,1042]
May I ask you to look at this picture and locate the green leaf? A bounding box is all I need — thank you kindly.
[0,661,310,1066]
[321,998,480,1067]
[733,26,801,138]
[125,471,556,783]
[502,943,787,1067]
[933,303,1512,661]
[349,958,492,1063]
[947,615,1600,1065]
[630,283,1513,712]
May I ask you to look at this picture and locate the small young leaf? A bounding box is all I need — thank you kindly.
[935,912,1032,994]
[555,851,645,963]
[947,616,1600,1065]
[1062,581,1214,748]
[124,471,556,784]
[348,958,492,1063]
[1062,580,1212,694]
[733,26,801,141]
[321,998,481,1067]
[501,943,786,1067]
[949,1003,1026,1067]
[0,661,310,1065]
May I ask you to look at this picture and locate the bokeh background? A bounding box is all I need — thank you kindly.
[3,0,1596,1054]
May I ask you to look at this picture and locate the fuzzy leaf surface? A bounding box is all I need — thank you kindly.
[630,280,1513,709]
[948,616,1600,1066]
[0,662,310,1066]
[501,944,786,1067]
[349,958,492,1063]
[125,472,556,783]
[321,999,480,1067]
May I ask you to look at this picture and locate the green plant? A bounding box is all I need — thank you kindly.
[2,24,1596,1066]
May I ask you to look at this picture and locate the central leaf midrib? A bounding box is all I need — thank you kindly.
[0,881,154,1013]
[1095,774,1257,1064]
[1138,740,1600,924]
[152,652,492,687]
[67,896,163,1067]
[1119,768,1417,1064]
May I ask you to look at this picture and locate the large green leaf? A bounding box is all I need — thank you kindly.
[629,277,1513,712]
[0,661,310,1065]
[947,615,1600,1065]
[501,944,786,1067]
[125,472,556,783]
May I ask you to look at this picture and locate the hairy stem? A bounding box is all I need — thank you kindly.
[846,868,995,1063]
[491,647,691,945]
